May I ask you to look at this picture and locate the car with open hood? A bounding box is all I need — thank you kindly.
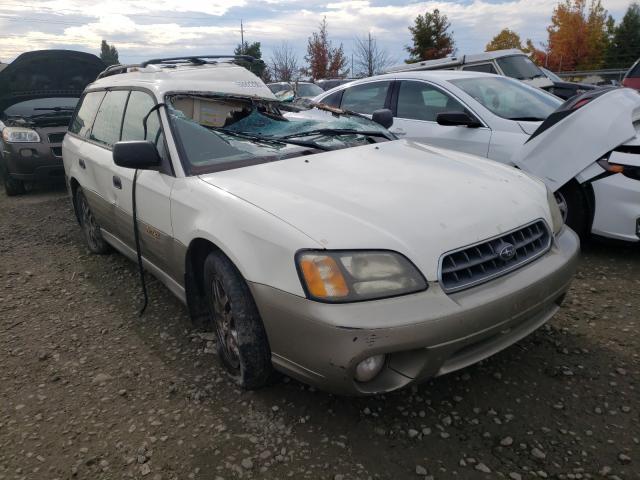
[0,50,105,195]
[62,55,578,395]
[311,71,640,243]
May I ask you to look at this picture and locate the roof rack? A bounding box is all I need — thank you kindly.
[96,55,261,79]
[140,55,258,67]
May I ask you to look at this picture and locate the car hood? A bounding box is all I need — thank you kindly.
[512,88,640,191]
[0,50,105,113]
[517,121,542,135]
[198,140,550,280]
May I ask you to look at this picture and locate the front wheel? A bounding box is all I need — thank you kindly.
[203,251,273,389]
[4,175,25,196]
[555,182,589,239]
[75,187,110,254]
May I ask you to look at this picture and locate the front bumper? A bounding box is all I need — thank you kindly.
[2,137,65,183]
[590,173,640,242]
[250,227,580,395]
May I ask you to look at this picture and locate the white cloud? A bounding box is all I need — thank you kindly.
[0,0,633,64]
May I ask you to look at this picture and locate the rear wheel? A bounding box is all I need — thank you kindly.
[76,187,110,254]
[203,251,273,389]
[555,182,589,239]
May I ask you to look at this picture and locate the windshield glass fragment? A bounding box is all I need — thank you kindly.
[167,94,391,174]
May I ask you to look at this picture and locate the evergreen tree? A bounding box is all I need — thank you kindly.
[100,40,119,66]
[605,2,640,68]
[234,41,266,78]
[405,9,455,62]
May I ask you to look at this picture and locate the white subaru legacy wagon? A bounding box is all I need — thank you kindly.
[62,56,579,395]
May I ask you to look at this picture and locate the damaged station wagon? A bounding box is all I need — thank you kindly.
[63,56,579,395]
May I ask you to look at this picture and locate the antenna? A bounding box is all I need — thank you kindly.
[240,19,244,53]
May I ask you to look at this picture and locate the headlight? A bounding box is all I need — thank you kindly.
[546,186,564,235]
[296,250,427,302]
[2,127,40,143]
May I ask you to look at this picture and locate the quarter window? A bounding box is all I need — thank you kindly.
[69,91,106,137]
[90,90,129,147]
[397,81,465,122]
[340,81,390,114]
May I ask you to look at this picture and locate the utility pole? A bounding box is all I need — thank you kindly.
[240,19,244,53]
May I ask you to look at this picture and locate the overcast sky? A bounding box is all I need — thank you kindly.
[0,0,634,70]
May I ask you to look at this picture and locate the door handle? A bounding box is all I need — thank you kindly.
[79,158,86,169]
[112,176,122,189]
[393,129,406,137]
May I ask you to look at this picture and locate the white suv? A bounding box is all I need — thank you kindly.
[63,56,579,395]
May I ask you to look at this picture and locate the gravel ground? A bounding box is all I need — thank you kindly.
[1,185,639,480]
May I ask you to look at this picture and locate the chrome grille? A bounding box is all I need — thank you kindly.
[48,132,65,144]
[439,220,551,293]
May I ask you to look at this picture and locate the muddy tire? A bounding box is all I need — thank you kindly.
[76,187,110,254]
[555,181,589,239]
[203,251,273,389]
[4,175,25,196]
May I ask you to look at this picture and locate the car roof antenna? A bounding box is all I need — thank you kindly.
[132,168,148,317]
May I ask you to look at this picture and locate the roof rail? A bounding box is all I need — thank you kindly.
[95,55,261,80]
[96,63,142,79]
[140,55,259,67]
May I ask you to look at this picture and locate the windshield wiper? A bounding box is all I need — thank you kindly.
[213,127,331,151]
[33,107,75,111]
[278,128,394,141]
[508,116,546,121]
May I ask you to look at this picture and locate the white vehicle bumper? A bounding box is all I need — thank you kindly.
[591,173,640,242]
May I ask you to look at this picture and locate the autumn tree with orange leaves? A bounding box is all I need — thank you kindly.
[545,0,612,71]
[305,18,349,79]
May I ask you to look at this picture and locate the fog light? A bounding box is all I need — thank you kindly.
[354,354,386,382]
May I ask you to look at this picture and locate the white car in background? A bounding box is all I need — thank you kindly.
[311,71,640,243]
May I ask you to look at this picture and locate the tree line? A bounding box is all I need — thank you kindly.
[97,0,640,81]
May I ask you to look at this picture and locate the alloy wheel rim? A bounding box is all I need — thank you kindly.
[211,278,241,370]
[79,195,100,249]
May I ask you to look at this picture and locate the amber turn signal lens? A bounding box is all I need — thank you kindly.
[299,255,349,298]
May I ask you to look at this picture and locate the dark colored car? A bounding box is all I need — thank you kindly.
[0,50,105,195]
[315,78,356,91]
[540,67,597,100]
[622,59,640,90]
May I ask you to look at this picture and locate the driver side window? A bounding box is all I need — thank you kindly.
[396,81,465,122]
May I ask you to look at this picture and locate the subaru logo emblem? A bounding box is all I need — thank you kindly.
[498,243,515,261]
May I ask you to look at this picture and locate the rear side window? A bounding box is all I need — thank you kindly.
[462,63,497,74]
[340,81,390,114]
[69,91,106,137]
[90,90,129,147]
[629,60,640,77]
[397,81,465,121]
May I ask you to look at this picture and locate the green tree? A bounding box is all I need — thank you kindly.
[100,40,119,66]
[234,41,266,78]
[405,9,455,62]
[486,28,524,51]
[605,2,640,68]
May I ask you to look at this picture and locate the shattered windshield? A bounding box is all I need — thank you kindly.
[167,94,392,174]
[451,76,562,121]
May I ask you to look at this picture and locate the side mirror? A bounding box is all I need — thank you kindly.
[436,111,482,128]
[372,108,394,129]
[113,141,161,169]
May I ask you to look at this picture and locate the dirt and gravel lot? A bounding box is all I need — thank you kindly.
[1,185,639,480]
